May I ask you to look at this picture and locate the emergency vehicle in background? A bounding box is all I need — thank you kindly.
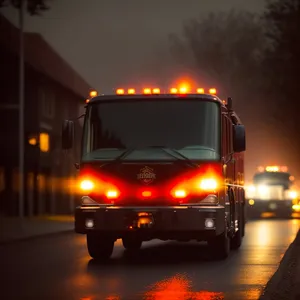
[62,84,246,261]
[246,166,299,218]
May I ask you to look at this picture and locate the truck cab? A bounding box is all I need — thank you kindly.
[62,87,246,261]
[246,166,298,218]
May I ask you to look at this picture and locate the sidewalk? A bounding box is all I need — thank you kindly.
[260,228,300,300]
[292,234,300,299]
[0,215,74,244]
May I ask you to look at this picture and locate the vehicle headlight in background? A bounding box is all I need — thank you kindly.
[258,185,268,195]
[248,185,256,192]
[289,191,298,199]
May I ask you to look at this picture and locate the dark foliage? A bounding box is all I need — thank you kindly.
[262,0,300,153]
[0,0,49,15]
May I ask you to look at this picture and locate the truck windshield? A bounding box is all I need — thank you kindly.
[253,172,292,187]
[82,99,220,161]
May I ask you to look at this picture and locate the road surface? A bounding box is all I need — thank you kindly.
[0,219,299,300]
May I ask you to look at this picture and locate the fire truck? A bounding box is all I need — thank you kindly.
[62,86,246,260]
[246,166,298,218]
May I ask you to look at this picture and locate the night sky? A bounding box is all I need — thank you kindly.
[1,0,264,92]
[4,0,290,182]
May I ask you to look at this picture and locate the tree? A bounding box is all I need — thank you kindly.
[169,10,267,119]
[169,10,285,178]
[0,0,49,15]
[262,0,300,160]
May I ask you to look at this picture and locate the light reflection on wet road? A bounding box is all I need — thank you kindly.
[0,219,299,300]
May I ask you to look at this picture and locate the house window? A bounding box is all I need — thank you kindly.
[40,88,55,119]
[39,132,50,152]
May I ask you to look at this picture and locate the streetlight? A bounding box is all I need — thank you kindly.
[19,0,25,218]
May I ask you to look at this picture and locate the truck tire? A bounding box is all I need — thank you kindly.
[241,210,245,237]
[231,206,243,250]
[241,201,246,237]
[208,231,230,260]
[231,222,242,250]
[87,234,114,260]
[122,237,142,251]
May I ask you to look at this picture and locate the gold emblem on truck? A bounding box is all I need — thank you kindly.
[137,166,156,185]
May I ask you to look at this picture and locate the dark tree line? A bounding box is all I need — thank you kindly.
[0,0,49,15]
[263,0,300,132]
[169,0,300,166]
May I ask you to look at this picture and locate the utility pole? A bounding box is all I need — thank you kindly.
[18,0,25,218]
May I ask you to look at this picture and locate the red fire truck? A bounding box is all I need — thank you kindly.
[62,86,246,260]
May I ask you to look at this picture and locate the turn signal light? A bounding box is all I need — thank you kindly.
[199,178,218,191]
[170,165,222,200]
[143,88,151,94]
[79,177,120,200]
[171,189,187,199]
[106,190,119,199]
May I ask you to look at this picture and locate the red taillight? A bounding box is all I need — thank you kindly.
[169,164,223,200]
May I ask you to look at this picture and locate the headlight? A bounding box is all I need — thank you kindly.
[80,179,94,191]
[199,178,218,190]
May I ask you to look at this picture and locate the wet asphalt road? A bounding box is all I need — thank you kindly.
[0,219,299,300]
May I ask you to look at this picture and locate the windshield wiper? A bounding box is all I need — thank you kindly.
[114,148,136,162]
[99,146,198,168]
[146,146,199,168]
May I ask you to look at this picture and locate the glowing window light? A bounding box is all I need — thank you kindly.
[39,133,49,152]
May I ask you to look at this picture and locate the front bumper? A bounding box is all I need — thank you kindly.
[75,205,226,239]
[246,199,293,214]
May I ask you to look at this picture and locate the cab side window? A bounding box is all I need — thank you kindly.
[222,114,233,157]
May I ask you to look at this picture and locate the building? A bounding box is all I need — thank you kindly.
[0,14,91,217]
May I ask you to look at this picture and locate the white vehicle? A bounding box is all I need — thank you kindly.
[246,166,297,218]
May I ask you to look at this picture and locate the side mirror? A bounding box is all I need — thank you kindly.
[233,124,246,152]
[62,120,74,150]
[226,97,233,111]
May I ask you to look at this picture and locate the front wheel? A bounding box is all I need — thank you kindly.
[122,237,142,251]
[87,234,114,260]
[208,231,230,260]
[231,207,243,250]
[230,224,242,250]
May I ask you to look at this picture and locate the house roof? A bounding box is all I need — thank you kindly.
[0,13,91,98]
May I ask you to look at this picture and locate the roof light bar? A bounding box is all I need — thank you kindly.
[128,88,135,94]
[209,88,217,95]
[197,88,205,94]
[89,90,98,97]
[89,86,220,97]
[116,88,125,94]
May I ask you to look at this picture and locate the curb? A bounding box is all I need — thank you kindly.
[259,229,300,300]
[0,229,74,246]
